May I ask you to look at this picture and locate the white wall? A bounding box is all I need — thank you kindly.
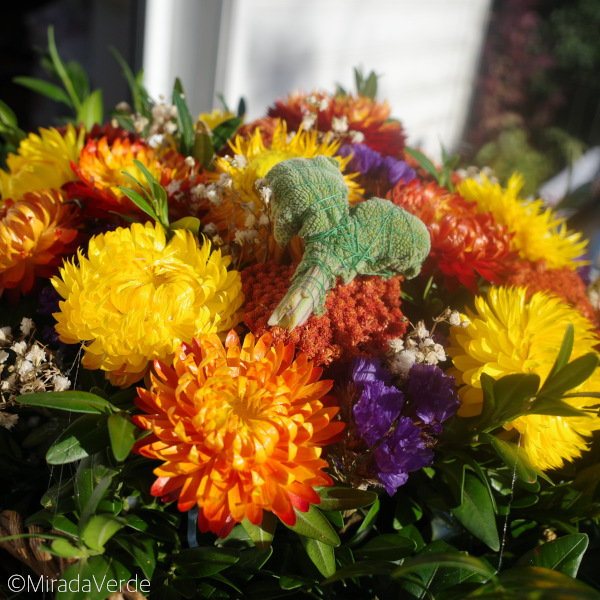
[144,0,492,159]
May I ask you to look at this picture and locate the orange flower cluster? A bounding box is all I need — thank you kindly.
[133,331,344,536]
[0,189,81,297]
[505,260,597,326]
[268,91,406,159]
[70,136,201,218]
[242,261,409,365]
[389,180,517,293]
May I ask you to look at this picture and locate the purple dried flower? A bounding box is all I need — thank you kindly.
[338,143,384,175]
[383,156,416,187]
[352,356,391,386]
[374,416,434,495]
[406,363,459,434]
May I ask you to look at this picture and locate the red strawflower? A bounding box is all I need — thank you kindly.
[389,180,517,293]
[506,260,598,326]
[242,262,409,365]
[268,91,406,159]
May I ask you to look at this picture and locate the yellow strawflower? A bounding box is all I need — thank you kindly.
[52,222,244,387]
[457,174,587,269]
[0,124,85,201]
[448,286,600,471]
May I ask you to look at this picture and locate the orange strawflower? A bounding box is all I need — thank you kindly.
[72,136,200,218]
[389,180,517,293]
[133,331,344,537]
[269,91,406,159]
[0,189,81,296]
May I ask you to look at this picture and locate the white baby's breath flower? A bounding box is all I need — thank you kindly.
[349,130,365,143]
[415,321,429,339]
[389,350,416,378]
[166,180,181,195]
[20,318,34,336]
[10,341,27,356]
[25,345,46,367]
[16,359,34,377]
[0,413,18,430]
[147,133,164,148]
[244,213,257,228]
[319,97,330,112]
[301,113,317,131]
[332,115,349,134]
[0,350,8,364]
[52,375,71,392]
[258,213,270,228]
[0,327,11,343]
[387,338,404,353]
[448,311,462,327]
[231,154,248,169]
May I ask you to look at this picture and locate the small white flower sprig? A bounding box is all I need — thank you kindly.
[0,318,71,429]
[386,308,470,380]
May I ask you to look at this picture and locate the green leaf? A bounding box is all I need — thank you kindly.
[438,459,466,505]
[113,533,157,580]
[118,186,159,221]
[193,131,215,168]
[75,454,117,514]
[56,555,132,600]
[211,116,243,153]
[0,98,19,128]
[362,70,378,100]
[242,512,276,550]
[537,353,600,400]
[173,83,195,155]
[66,60,90,101]
[316,486,378,511]
[47,25,81,111]
[107,413,136,461]
[405,147,440,181]
[46,415,110,464]
[172,546,240,578]
[82,514,124,551]
[78,474,114,533]
[233,546,273,582]
[451,473,500,551]
[15,390,117,414]
[491,372,540,424]
[545,324,575,382]
[49,537,89,559]
[355,533,416,560]
[110,46,150,116]
[467,566,600,599]
[283,505,340,546]
[299,535,336,578]
[516,534,589,578]
[77,89,103,129]
[393,548,496,596]
[481,433,549,484]
[170,216,201,237]
[321,560,396,585]
[13,76,72,106]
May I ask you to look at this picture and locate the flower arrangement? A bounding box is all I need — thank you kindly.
[1,31,600,600]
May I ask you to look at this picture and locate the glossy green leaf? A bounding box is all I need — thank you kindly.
[405,147,440,181]
[113,533,157,580]
[451,473,500,551]
[537,353,599,400]
[107,413,136,461]
[65,60,90,101]
[300,535,336,578]
[47,25,81,111]
[130,158,169,225]
[56,555,132,600]
[316,486,378,511]
[15,390,117,414]
[46,415,110,464]
[481,433,548,484]
[13,76,72,106]
[234,546,273,582]
[438,459,466,505]
[283,505,340,546]
[49,537,89,559]
[193,131,215,168]
[118,186,159,221]
[321,559,396,585]
[75,454,117,514]
[123,510,180,544]
[392,548,496,585]
[170,216,201,237]
[355,533,416,560]
[173,546,240,577]
[466,566,599,599]
[82,514,124,551]
[545,324,574,382]
[242,512,276,550]
[173,82,195,155]
[211,116,243,152]
[491,372,540,424]
[110,46,149,116]
[77,89,103,129]
[78,474,114,533]
[0,98,19,128]
[516,534,589,578]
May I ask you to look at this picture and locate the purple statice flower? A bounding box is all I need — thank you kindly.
[383,156,416,187]
[406,363,459,435]
[337,143,384,176]
[352,356,391,386]
[374,416,434,495]
[38,285,61,315]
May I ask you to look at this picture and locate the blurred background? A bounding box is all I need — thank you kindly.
[2,0,599,218]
